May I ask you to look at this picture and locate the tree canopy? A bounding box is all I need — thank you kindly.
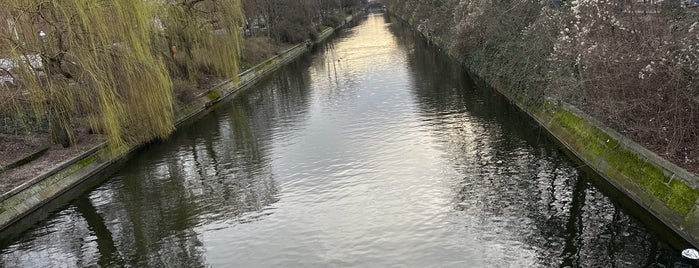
[0,0,245,148]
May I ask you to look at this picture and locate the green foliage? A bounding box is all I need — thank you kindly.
[1,0,175,148]
[160,0,245,81]
[0,0,246,148]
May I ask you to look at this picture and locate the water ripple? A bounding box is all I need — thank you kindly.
[0,13,691,268]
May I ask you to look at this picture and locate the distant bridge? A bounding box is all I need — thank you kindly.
[365,1,386,12]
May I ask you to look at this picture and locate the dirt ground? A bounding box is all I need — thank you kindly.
[0,134,49,168]
[0,133,102,194]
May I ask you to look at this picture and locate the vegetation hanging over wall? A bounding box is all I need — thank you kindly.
[0,0,245,149]
[0,0,367,149]
[384,0,699,173]
[160,0,245,81]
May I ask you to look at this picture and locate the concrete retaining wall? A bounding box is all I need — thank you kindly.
[533,103,699,247]
[394,11,699,247]
[465,58,699,247]
[0,25,342,232]
[469,69,699,247]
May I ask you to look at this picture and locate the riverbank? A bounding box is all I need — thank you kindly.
[0,15,355,232]
[4,14,688,266]
[490,78,699,248]
[387,11,699,248]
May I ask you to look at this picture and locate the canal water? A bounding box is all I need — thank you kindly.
[0,14,694,267]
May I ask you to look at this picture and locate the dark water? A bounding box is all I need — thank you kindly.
[0,14,694,267]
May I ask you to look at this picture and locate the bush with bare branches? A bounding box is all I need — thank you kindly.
[384,0,699,172]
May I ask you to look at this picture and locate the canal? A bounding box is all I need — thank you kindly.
[0,14,694,267]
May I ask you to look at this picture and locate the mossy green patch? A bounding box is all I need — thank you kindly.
[205,90,221,101]
[647,180,671,200]
[667,180,699,216]
[255,58,277,72]
[549,107,699,216]
[76,155,96,169]
[317,25,331,32]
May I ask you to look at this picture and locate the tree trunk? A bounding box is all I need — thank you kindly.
[49,106,72,148]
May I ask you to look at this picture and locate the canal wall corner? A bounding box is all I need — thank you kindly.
[389,13,699,248]
[534,102,699,247]
[481,47,699,249]
[0,16,352,234]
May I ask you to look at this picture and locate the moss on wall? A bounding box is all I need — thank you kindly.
[388,8,699,246]
[548,107,699,216]
[205,90,221,101]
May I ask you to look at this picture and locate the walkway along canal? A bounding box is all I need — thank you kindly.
[0,14,695,267]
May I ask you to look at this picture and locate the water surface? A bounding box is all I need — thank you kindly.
[0,14,693,267]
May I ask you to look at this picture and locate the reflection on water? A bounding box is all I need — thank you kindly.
[0,14,694,267]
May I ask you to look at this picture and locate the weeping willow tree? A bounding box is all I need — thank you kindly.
[0,0,246,149]
[0,0,174,148]
[159,0,245,82]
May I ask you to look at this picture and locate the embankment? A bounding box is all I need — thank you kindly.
[394,14,699,247]
[0,17,351,233]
